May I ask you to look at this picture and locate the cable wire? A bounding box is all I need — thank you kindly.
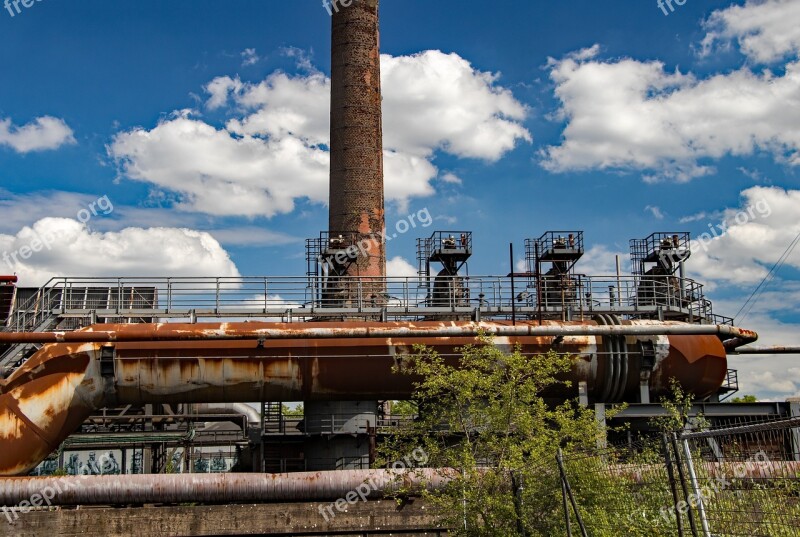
[735,229,800,323]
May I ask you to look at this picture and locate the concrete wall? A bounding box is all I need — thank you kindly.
[0,500,445,536]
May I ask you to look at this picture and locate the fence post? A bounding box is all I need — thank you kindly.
[556,449,589,537]
[510,470,528,537]
[661,433,685,537]
[681,437,711,537]
[561,472,573,537]
[670,433,700,537]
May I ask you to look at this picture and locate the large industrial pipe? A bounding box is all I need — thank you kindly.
[2,462,795,506]
[0,343,106,477]
[0,320,740,476]
[0,469,451,506]
[0,321,758,344]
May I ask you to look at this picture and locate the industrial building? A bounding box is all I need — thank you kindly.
[0,1,794,535]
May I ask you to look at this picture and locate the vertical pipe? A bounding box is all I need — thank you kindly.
[681,438,711,536]
[615,255,622,308]
[510,243,516,326]
[679,260,686,303]
[535,243,542,325]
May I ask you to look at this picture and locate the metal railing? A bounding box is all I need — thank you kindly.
[6,274,725,329]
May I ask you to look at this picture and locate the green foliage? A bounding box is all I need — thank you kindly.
[730,394,758,403]
[379,337,797,536]
[651,378,706,432]
[388,400,418,417]
[379,334,601,536]
[282,403,304,417]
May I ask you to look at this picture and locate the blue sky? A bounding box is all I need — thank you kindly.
[1,0,800,399]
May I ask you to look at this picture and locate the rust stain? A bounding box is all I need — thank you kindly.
[1,319,730,476]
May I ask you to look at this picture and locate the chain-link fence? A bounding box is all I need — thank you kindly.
[549,416,800,536]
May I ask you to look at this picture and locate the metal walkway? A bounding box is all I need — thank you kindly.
[1,274,732,374]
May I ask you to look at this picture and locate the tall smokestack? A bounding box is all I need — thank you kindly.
[329,0,385,279]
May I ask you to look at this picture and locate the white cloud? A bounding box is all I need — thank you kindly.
[576,245,626,276]
[108,111,329,217]
[435,215,458,226]
[205,76,243,110]
[208,227,299,247]
[542,50,800,181]
[386,256,418,278]
[738,167,766,183]
[0,116,76,154]
[383,150,437,205]
[645,205,665,220]
[0,190,105,234]
[679,211,716,224]
[110,50,530,218]
[746,370,798,395]
[440,172,463,185]
[223,71,330,144]
[724,304,800,400]
[0,218,240,286]
[381,51,531,161]
[241,48,259,67]
[702,0,800,64]
[689,186,800,287]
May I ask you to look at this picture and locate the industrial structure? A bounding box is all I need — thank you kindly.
[0,0,793,535]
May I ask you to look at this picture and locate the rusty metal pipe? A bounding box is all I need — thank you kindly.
[0,469,451,506]
[2,462,797,506]
[0,344,105,477]
[0,321,758,345]
[0,320,739,476]
[730,346,800,355]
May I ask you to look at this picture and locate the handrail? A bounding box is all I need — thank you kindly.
[3,274,728,333]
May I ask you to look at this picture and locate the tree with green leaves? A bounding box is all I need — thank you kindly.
[378,334,602,536]
[729,394,758,403]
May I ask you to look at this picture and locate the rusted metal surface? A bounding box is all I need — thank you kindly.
[0,469,451,505]
[0,320,759,344]
[0,320,735,476]
[732,346,800,355]
[0,344,104,477]
[329,0,385,281]
[651,334,728,400]
[1,462,796,505]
